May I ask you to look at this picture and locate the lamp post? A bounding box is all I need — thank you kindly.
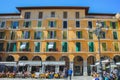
[94,21,104,80]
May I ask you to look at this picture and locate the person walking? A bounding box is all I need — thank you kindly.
[68,68,72,80]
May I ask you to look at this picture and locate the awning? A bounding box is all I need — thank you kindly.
[18,61,42,66]
[20,43,26,49]
[116,62,120,65]
[48,42,54,49]
[43,61,65,66]
[0,62,17,66]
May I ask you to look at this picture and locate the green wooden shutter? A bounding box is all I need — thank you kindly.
[48,31,50,38]
[26,42,29,51]
[76,31,78,38]
[113,32,118,39]
[76,42,80,52]
[29,21,31,27]
[13,43,17,52]
[114,43,119,51]
[89,42,94,52]
[46,42,49,52]
[104,21,106,28]
[54,31,56,38]
[63,42,67,52]
[7,43,9,51]
[110,22,112,29]
[53,42,56,49]
[55,21,56,27]
[48,21,50,27]
[102,43,106,51]
[80,31,82,38]
[28,31,30,38]
[34,32,36,39]
[23,22,26,27]
[116,22,118,29]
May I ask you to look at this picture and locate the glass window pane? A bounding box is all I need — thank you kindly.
[38,12,43,19]
[102,43,107,51]
[35,42,40,52]
[62,42,67,52]
[63,31,67,39]
[88,21,92,28]
[113,32,118,39]
[63,12,67,19]
[89,42,94,52]
[24,12,31,19]
[76,42,81,52]
[114,42,119,51]
[0,43,4,51]
[1,21,5,28]
[89,32,93,39]
[76,21,80,27]
[63,21,67,28]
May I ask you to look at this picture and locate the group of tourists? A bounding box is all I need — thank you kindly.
[92,68,120,80]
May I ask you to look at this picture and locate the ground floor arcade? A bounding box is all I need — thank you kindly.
[0,53,120,76]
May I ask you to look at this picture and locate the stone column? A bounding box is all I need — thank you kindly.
[69,62,73,76]
[42,64,45,73]
[55,65,59,73]
[83,60,87,76]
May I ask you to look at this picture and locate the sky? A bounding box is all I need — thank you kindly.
[0,0,120,14]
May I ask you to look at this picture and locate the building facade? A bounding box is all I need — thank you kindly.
[0,6,120,76]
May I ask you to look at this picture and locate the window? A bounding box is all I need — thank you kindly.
[62,42,67,52]
[101,22,106,28]
[46,42,56,51]
[48,31,56,39]
[76,21,80,28]
[0,32,5,39]
[23,21,31,28]
[20,42,30,51]
[0,43,4,51]
[0,21,5,28]
[63,31,67,39]
[11,21,19,29]
[34,31,42,39]
[63,12,67,19]
[63,21,67,29]
[89,32,93,39]
[38,21,42,27]
[76,42,81,52]
[51,12,55,17]
[88,21,92,29]
[111,22,118,29]
[88,42,94,52]
[24,12,31,19]
[114,42,119,51]
[76,31,82,39]
[10,31,16,40]
[113,31,118,39]
[38,12,43,19]
[22,31,30,39]
[76,12,79,19]
[48,21,56,27]
[102,43,107,51]
[6,42,17,52]
[34,42,40,52]
[101,31,106,39]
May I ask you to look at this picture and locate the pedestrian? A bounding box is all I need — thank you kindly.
[68,68,72,80]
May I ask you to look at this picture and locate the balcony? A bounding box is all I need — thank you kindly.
[20,26,31,30]
[46,26,61,30]
[44,37,60,41]
[17,37,31,41]
[45,15,60,20]
[32,27,45,30]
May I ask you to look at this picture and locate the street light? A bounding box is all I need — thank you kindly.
[94,21,108,80]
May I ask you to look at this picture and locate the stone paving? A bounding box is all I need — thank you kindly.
[0,76,93,80]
